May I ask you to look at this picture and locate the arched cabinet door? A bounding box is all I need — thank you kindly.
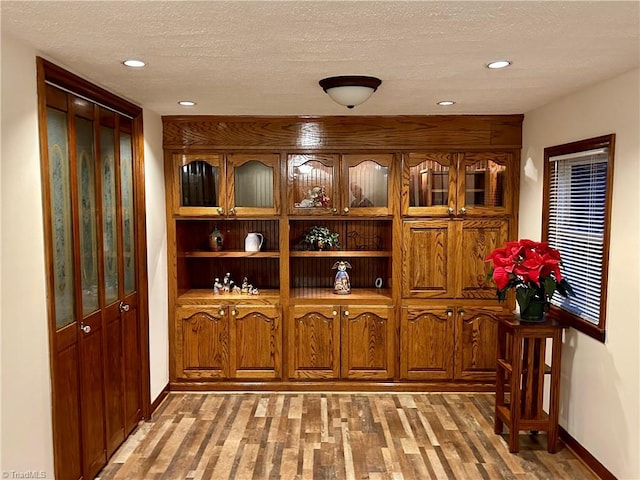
[341,154,395,217]
[458,152,513,217]
[230,304,281,379]
[340,305,394,379]
[288,305,341,379]
[400,306,454,381]
[454,306,501,381]
[173,153,225,216]
[227,153,281,217]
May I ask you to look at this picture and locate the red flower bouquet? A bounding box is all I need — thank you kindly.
[485,239,573,320]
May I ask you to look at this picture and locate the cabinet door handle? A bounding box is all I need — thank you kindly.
[446,310,453,317]
[80,323,91,334]
[331,208,338,214]
[229,207,236,216]
[219,309,225,316]
[342,207,349,214]
[332,310,338,316]
[119,301,130,312]
[460,207,467,215]
[231,309,237,316]
[459,310,465,317]
[216,207,224,215]
[343,310,349,317]
[447,207,455,215]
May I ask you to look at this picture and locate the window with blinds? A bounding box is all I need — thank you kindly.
[543,135,614,342]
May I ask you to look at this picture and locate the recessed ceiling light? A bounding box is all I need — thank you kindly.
[486,60,512,69]
[178,100,196,106]
[123,59,146,68]
[437,100,456,106]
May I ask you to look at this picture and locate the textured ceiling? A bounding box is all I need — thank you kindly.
[2,1,639,116]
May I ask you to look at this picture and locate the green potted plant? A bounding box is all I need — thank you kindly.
[485,239,574,321]
[304,226,340,251]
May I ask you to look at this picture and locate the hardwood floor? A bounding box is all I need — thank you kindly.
[96,392,595,480]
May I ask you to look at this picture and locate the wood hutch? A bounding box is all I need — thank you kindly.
[162,115,522,391]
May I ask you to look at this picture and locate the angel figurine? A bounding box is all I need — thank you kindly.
[332,260,352,295]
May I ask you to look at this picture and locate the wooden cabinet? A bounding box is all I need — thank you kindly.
[453,306,500,381]
[288,305,341,379]
[232,304,281,379]
[176,303,281,380]
[400,306,454,380]
[402,219,508,299]
[176,305,230,379]
[341,305,394,379]
[400,305,499,381]
[172,152,280,216]
[287,153,394,216]
[163,115,524,391]
[402,152,514,217]
[288,305,394,380]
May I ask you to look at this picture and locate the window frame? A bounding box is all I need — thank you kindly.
[542,134,615,342]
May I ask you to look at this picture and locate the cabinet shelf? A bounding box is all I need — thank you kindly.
[290,287,392,302]
[177,288,281,305]
[180,251,280,258]
[289,250,391,258]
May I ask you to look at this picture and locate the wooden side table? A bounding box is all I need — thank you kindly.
[494,314,565,453]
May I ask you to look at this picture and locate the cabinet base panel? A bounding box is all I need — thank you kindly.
[169,380,495,393]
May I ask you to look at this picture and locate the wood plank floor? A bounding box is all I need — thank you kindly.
[97,392,596,480]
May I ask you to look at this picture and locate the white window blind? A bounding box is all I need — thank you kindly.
[548,148,608,324]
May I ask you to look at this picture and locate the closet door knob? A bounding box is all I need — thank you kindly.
[80,323,91,334]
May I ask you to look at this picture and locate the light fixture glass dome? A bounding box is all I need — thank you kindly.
[319,76,382,109]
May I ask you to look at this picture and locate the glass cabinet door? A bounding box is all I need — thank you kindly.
[402,153,457,216]
[173,153,224,215]
[342,154,393,216]
[459,152,511,216]
[227,153,280,216]
[288,154,339,216]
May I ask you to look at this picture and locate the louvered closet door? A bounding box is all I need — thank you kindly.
[42,85,143,480]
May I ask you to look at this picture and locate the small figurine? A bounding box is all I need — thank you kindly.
[250,287,259,295]
[332,260,352,295]
[232,283,242,295]
[213,277,222,295]
[222,272,231,293]
[241,277,250,294]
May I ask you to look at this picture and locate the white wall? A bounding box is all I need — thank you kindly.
[0,34,55,475]
[521,68,640,479]
[143,110,169,401]
[0,32,169,474]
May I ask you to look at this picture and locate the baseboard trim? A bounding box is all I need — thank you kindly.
[559,426,616,480]
[150,383,170,415]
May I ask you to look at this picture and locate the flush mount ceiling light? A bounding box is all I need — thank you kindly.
[123,59,146,68]
[319,75,382,109]
[486,60,512,69]
[437,100,456,106]
[178,100,196,106]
